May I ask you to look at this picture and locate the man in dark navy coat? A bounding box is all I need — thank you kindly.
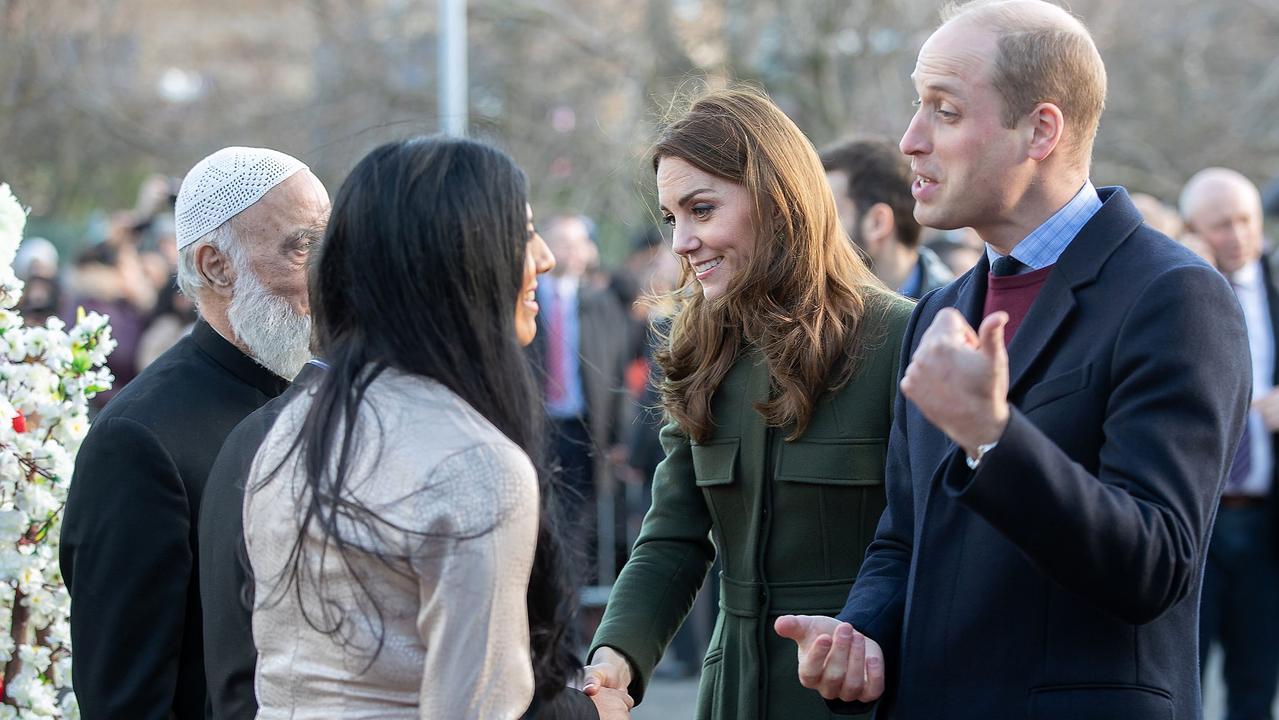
[777,2,1251,718]
[60,147,329,720]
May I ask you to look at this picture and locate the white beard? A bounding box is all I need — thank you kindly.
[226,268,312,380]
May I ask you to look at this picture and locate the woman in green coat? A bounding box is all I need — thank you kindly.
[582,87,913,719]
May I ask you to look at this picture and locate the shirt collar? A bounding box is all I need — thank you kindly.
[191,320,291,397]
[554,275,580,296]
[1230,258,1263,290]
[985,180,1103,270]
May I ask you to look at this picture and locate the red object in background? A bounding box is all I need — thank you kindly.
[12,411,25,434]
[625,357,648,400]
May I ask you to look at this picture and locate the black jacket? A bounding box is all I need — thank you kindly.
[835,188,1251,719]
[61,320,288,720]
[198,362,319,720]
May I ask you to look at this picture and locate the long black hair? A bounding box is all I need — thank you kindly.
[260,136,579,699]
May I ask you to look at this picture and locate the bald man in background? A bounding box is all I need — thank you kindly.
[1182,167,1279,720]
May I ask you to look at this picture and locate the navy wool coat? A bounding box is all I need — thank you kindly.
[835,187,1252,720]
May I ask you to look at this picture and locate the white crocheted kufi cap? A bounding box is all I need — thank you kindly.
[174,147,308,250]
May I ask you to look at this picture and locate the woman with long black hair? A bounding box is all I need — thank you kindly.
[243,137,626,719]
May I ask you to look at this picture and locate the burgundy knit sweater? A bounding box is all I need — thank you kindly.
[983,264,1055,346]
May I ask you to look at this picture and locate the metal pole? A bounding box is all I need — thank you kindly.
[439,0,467,136]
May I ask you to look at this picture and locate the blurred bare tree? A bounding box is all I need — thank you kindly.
[1,0,1275,252]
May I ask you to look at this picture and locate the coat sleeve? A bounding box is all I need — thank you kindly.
[942,263,1250,624]
[60,416,192,720]
[588,420,715,705]
[829,295,928,715]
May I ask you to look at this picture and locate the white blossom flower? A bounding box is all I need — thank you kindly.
[18,645,51,674]
[58,695,78,720]
[0,546,30,581]
[0,509,30,538]
[0,184,27,266]
[52,415,88,452]
[5,332,27,363]
[15,485,57,524]
[22,587,55,627]
[0,308,20,334]
[6,668,52,712]
[16,564,43,595]
[45,619,69,648]
[51,655,72,690]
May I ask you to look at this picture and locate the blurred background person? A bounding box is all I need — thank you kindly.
[1181,167,1279,720]
[15,236,61,327]
[136,282,199,370]
[1178,232,1218,266]
[530,213,632,588]
[923,226,985,277]
[63,212,158,406]
[822,137,952,298]
[1131,191,1216,263]
[14,235,59,282]
[1131,192,1185,239]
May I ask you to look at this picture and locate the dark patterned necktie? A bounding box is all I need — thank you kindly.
[991,255,1026,277]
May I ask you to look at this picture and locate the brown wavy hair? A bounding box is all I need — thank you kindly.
[653,87,887,443]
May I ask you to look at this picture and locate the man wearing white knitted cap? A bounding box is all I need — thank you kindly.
[61,147,329,720]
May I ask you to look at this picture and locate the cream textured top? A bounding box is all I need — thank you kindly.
[244,369,538,719]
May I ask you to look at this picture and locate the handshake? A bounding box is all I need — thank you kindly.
[579,615,884,715]
[579,648,637,719]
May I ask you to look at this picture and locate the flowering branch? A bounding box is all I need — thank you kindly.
[0,183,115,718]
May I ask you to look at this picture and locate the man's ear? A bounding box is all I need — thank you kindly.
[1026,102,1065,163]
[195,244,236,297]
[862,202,897,252]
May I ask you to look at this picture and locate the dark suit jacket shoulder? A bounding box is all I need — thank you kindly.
[836,189,1251,719]
[61,321,287,720]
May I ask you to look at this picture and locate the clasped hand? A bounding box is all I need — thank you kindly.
[899,309,1010,456]
[775,615,885,703]
[582,647,635,719]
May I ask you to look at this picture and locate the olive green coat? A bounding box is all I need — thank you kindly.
[590,292,913,720]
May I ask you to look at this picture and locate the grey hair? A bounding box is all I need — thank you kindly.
[175,221,248,310]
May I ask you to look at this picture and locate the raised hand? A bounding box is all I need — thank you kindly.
[775,615,885,703]
[582,645,633,695]
[899,309,1010,456]
[588,686,635,719]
